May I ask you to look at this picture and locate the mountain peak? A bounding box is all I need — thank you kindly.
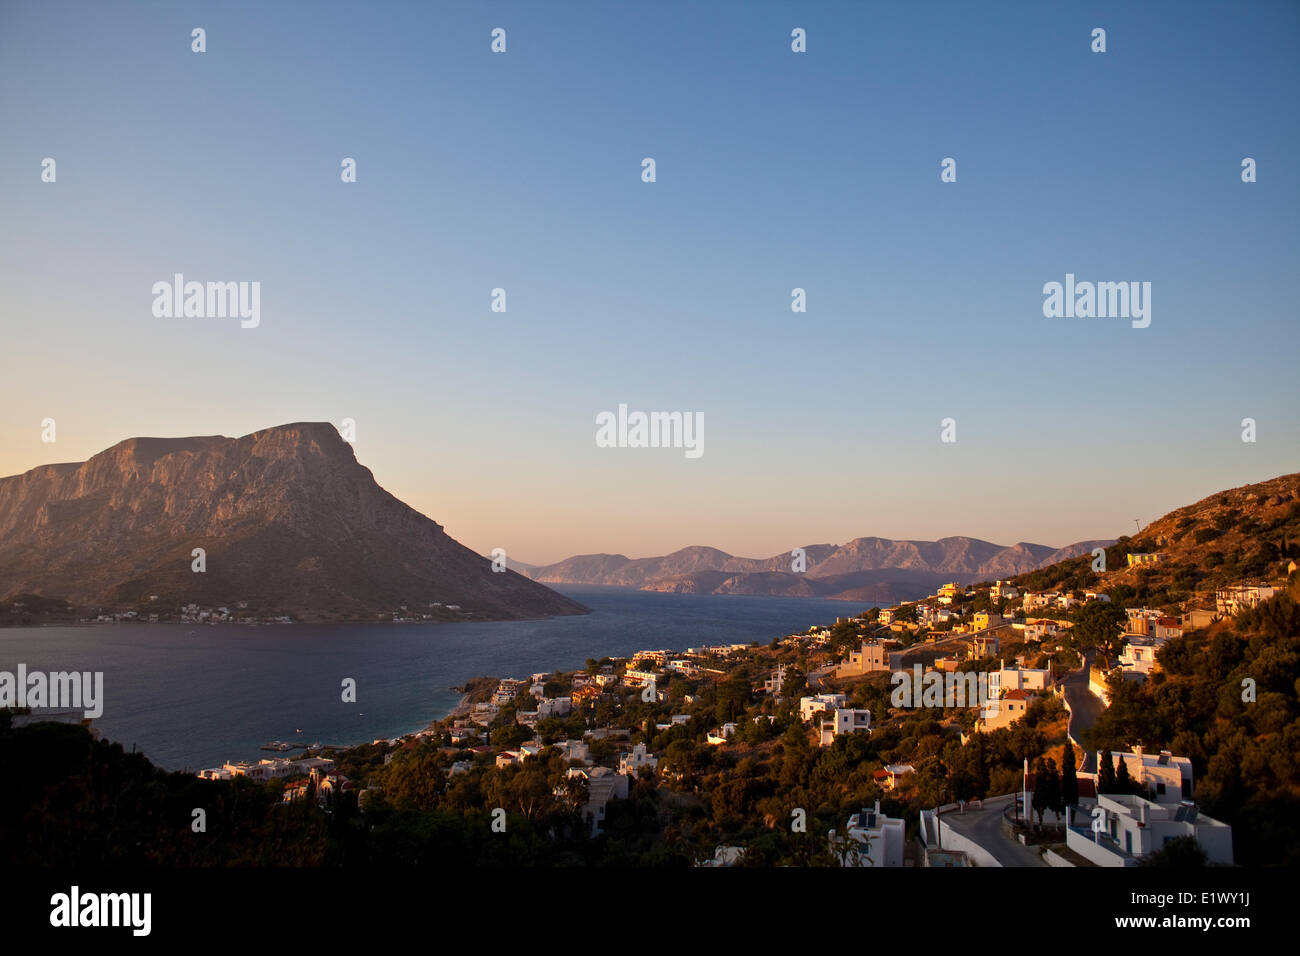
[0,424,586,622]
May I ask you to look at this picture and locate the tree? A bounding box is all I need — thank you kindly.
[491,722,532,749]
[1098,750,1117,793]
[780,666,807,699]
[1138,835,1208,867]
[1061,744,1079,807]
[971,734,990,800]
[1031,757,1061,827]
[1071,601,1127,660]
[384,746,446,810]
[1115,752,1134,793]
[714,675,751,724]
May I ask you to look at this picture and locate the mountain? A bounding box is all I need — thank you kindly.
[519,536,1113,602]
[0,423,587,622]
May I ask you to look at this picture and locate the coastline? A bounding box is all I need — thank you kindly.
[426,692,472,732]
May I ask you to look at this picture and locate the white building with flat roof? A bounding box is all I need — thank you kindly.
[829,801,905,867]
[1067,794,1232,866]
[820,708,871,746]
[563,766,629,837]
[1102,747,1193,803]
[1216,585,1277,617]
[987,665,1052,697]
[800,693,847,722]
[618,741,658,776]
[1119,636,1165,676]
[537,697,572,718]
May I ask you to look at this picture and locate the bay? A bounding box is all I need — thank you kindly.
[0,586,862,771]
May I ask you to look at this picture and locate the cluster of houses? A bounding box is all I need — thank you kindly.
[195,754,354,806]
[1086,581,1280,699]
[183,558,1281,864]
[814,744,1233,869]
[443,660,717,836]
[382,602,466,622]
[197,755,336,782]
[492,734,664,836]
[1064,747,1233,867]
[795,693,872,746]
[83,599,297,625]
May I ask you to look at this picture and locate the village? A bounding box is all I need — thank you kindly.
[193,558,1290,867]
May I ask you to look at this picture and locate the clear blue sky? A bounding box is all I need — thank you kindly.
[1,0,1297,564]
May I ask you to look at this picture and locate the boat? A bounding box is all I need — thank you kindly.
[259,741,306,752]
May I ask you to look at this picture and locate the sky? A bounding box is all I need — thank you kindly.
[1,0,1297,566]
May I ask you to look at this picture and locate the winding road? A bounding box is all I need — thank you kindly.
[1061,650,1106,773]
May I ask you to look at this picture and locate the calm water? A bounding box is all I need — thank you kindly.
[0,586,861,771]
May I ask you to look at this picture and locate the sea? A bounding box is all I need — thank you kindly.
[0,586,861,771]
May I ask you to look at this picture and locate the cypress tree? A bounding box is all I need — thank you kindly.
[1116,753,1133,793]
[1062,744,1079,806]
[1098,750,1116,793]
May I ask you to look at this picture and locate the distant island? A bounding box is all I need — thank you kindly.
[0,422,587,624]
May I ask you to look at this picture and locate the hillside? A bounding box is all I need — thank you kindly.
[1014,472,1300,610]
[0,423,587,622]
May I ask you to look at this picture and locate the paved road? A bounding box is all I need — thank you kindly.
[1061,650,1106,773]
[806,664,837,689]
[939,794,1050,867]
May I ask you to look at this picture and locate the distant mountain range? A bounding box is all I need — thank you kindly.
[515,537,1114,604]
[0,423,587,622]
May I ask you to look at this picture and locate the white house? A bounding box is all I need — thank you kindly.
[800,693,847,722]
[763,664,789,695]
[987,665,1052,698]
[706,722,739,745]
[1119,636,1165,676]
[563,766,629,837]
[1216,585,1277,616]
[1024,619,1063,641]
[1067,793,1232,866]
[537,697,572,718]
[829,801,906,867]
[820,708,871,746]
[1023,591,1060,611]
[554,739,591,765]
[618,741,658,776]
[1102,747,1193,803]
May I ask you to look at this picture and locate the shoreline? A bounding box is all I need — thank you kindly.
[423,692,472,733]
